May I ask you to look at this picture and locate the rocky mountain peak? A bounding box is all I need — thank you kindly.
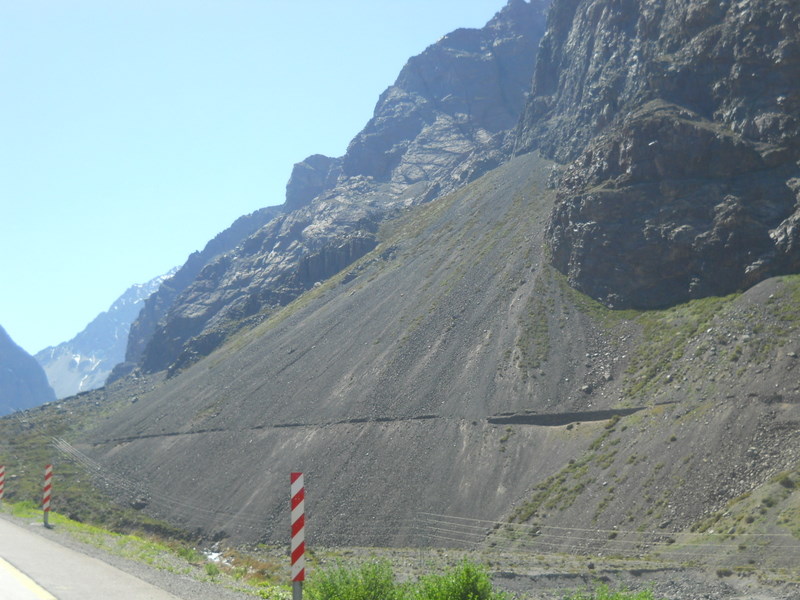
[124,1,551,375]
[341,0,548,182]
[17,2,800,581]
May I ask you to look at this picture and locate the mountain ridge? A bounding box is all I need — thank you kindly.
[79,0,800,551]
[0,325,55,415]
[122,0,550,376]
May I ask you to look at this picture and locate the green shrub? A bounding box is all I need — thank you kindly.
[306,561,401,600]
[306,560,509,600]
[305,560,653,600]
[412,561,508,600]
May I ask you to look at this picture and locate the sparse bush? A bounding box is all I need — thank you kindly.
[563,584,660,599]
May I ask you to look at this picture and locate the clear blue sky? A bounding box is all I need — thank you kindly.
[1,1,508,355]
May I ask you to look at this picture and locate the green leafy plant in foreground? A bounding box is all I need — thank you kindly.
[306,560,402,600]
[563,585,659,600]
[411,560,508,600]
[306,560,508,600]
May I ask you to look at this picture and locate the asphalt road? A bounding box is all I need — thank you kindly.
[0,516,181,599]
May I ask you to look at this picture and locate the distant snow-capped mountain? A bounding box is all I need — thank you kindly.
[35,269,176,398]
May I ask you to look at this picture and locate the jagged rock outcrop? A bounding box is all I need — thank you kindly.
[0,325,55,415]
[284,155,342,212]
[517,0,800,308]
[343,0,548,184]
[114,205,282,380]
[129,0,551,374]
[35,271,175,398]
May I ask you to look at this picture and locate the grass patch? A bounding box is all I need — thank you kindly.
[0,500,293,595]
[0,398,189,540]
[563,584,661,599]
[515,276,553,375]
[622,294,733,399]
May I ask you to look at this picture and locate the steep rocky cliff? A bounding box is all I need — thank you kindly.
[517,0,800,308]
[0,325,55,415]
[127,0,551,374]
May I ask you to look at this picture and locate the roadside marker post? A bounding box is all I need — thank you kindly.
[42,464,53,528]
[0,465,4,500]
[291,472,305,600]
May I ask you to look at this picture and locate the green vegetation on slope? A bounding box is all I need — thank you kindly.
[0,390,186,538]
[557,271,800,402]
[0,500,292,598]
[506,272,800,570]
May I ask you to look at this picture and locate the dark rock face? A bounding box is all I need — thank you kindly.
[518,0,800,307]
[548,101,800,307]
[519,0,800,161]
[0,326,55,415]
[128,0,551,375]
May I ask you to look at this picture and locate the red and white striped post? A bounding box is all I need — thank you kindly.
[42,464,53,528]
[0,465,5,501]
[290,472,305,600]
